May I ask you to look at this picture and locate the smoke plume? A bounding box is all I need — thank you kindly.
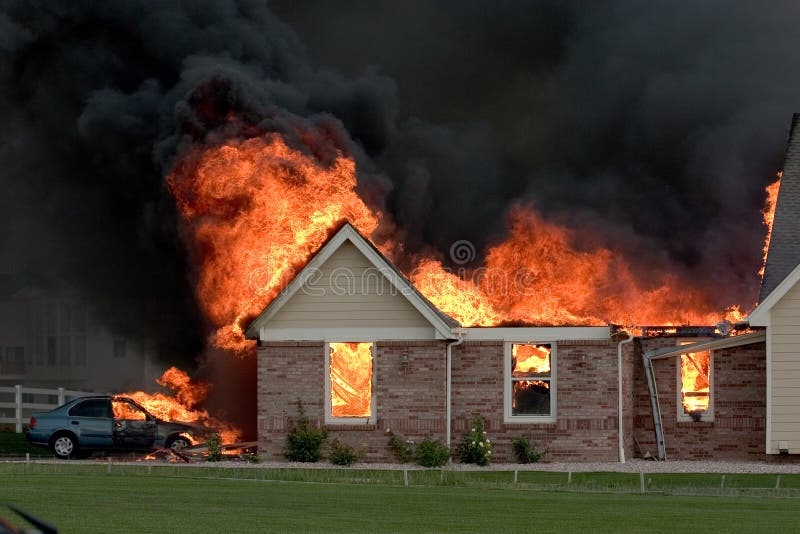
[3,0,800,367]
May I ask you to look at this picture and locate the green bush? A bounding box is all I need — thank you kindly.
[511,435,547,464]
[387,432,414,463]
[457,416,492,466]
[284,401,327,462]
[414,438,450,468]
[206,433,223,462]
[328,438,361,466]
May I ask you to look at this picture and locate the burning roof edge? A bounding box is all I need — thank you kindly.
[244,222,461,340]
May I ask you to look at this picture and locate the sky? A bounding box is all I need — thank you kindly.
[2,0,800,366]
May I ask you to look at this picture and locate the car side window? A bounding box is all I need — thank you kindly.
[112,400,148,421]
[69,399,111,418]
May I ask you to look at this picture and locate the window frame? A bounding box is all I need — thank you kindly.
[324,341,376,425]
[504,341,557,424]
[676,343,714,422]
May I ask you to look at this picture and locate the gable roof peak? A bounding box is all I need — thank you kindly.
[245,222,460,340]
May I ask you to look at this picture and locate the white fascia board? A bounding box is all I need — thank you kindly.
[749,262,800,326]
[463,326,610,341]
[258,326,441,342]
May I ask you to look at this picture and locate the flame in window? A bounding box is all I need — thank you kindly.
[330,342,373,417]
[512,344,551,375]
[680,351,710,413]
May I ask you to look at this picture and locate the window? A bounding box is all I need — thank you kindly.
[505,342,556,423]
[69,399,111,418]
[47,336,57,366]
[113,339,127,359]
[74,336,87,366]
[325,342,374,424]
[677,346,713,421]
[59,336,71,365]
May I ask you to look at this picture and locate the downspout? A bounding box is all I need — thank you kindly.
[616,333,634,463]
[446,329,466,453]
[643,350,667,460]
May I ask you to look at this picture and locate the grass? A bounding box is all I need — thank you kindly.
[0,431,50,457]
[1,464,800,533]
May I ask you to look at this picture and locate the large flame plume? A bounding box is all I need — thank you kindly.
[167,135,379,354]
[165,131,772,350]
[121,367,241,444]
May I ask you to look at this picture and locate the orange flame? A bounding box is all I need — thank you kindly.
[415,208,741,326]
[758,172,782,278]
[166,130,749,348]
[680,351,710,413]
[167,135,379,353]
[512,343,551,375]
[329,342,373,417]
[121,367,241,444]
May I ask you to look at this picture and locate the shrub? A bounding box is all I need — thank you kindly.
[414,438,450,468]
[457,416,492,466]
[387,432,414,463]
[328,438,361,466]
[243,453,260,464]
[206,433,223,462]
[284,401,327,462]
[511,435,547,464]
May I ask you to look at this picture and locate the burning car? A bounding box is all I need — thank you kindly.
[26,395,210,459]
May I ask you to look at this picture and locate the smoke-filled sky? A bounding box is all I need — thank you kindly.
[2,0,799,363]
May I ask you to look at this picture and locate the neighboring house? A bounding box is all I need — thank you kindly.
[0,273,164,393]
[247,115,800,463]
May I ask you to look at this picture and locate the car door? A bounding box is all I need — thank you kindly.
[111,398,157,450]
[67,398,113,448]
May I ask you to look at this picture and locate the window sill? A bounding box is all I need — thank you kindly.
[323,424,377,431]
[503,417,556,425]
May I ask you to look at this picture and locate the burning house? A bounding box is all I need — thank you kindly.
[246,116,800,464]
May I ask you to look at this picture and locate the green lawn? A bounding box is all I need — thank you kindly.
[1,467,799,533]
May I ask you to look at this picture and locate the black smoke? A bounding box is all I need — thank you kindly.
[2,0,800,366]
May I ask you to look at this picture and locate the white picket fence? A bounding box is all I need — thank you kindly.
[0,385,95,433]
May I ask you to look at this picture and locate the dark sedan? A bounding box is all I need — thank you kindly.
[26,395,207,459]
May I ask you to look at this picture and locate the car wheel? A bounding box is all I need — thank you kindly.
[166,436,191,452]
[51,433,78,459]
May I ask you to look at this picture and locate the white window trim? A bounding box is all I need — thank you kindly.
[324,341,376,425]
[504,341,557,424]
[676,347,714,422]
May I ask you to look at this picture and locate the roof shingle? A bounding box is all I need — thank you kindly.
[759,113,800,303]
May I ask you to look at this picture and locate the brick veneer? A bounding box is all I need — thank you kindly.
[451,340,621,462]
[632,338,767,460]
[258,339,623,462]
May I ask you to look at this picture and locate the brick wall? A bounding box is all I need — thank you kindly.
[257,339,624,463]
[257,340,447,462]
[451,340,621,462]
[633,338,767,460]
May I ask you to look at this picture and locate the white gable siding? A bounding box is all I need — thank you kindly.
[265,241,437,338]
[770,279,800,453]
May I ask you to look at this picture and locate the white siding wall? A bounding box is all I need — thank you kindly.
[770,280,800,453]
[267,242,434,332]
